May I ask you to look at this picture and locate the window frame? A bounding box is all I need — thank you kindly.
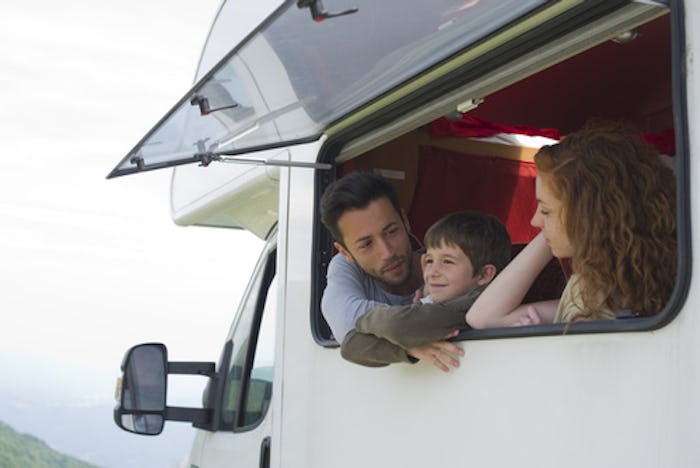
[216,245,277,431]
[310,0,689,345]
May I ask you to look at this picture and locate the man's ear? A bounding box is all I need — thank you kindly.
[401,209,411,232]
[334,241,355,263]
[476,264,497,286]
[401,209,425,249]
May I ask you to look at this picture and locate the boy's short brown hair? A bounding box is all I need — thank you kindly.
[424,211,511,273]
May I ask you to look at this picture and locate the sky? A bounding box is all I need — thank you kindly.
[0,1,267,465]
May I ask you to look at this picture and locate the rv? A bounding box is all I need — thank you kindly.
[112,1,696,467]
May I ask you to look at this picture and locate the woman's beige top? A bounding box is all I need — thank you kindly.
[554,274,616,323]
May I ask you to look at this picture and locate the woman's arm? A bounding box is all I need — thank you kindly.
[466,232,556,329]
[354,286,482,348]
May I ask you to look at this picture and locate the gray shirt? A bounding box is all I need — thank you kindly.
[321,253,415,342]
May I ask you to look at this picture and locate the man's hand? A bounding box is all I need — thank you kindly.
[407,330,463,372]
[412,287,426,304]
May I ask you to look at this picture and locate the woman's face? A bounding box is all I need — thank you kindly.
[531,174,574,258]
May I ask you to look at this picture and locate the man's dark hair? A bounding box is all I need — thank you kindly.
[424,211,512,273]
[320,172,403,246]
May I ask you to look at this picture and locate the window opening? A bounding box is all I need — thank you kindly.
[313,7,683,343]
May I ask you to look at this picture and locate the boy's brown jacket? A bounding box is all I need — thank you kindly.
[340,285,485,367]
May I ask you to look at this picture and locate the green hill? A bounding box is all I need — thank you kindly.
[0,420,100,468]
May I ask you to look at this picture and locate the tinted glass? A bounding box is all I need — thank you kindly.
[221,249,276,429]
[109,0,549,177]
[241,278,276,426]
[221,264,266,426]
[122,344,166,411]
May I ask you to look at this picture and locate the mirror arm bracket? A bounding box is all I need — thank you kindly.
[168,361,216,377]
[165,406,212,426]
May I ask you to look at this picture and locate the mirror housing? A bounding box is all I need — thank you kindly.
[114,341,232,435]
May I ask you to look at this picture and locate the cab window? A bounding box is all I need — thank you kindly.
[222,249,276,429]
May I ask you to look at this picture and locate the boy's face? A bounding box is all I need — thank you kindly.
[421,242,483,302]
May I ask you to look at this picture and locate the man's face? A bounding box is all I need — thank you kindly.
[334,197,414,294]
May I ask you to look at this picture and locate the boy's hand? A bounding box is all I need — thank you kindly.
[407,330,463,372]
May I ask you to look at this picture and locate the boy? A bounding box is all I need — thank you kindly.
[341,211,511,369]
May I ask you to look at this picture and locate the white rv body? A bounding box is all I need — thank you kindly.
[112,1,698,467]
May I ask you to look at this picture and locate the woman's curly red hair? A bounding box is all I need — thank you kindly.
[535,122,677,319]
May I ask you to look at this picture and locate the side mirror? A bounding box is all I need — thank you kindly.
[114,343,168,435]
[114,341,232,435]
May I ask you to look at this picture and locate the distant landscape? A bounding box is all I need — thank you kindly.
[1,419,99,467]
[0,389,195,468]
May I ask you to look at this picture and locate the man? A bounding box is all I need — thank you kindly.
[320,172,463,371]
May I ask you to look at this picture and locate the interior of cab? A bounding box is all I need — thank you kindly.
[315,12,675,343]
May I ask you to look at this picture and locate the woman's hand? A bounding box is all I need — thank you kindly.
[511,305,543,327]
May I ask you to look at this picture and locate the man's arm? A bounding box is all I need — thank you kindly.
[321,254,396,342]
[340,330,416,367]
[323,253,463,371]
[354,286,484,349]
[341,329,463,372]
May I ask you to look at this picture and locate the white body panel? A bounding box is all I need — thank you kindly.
[170,150,282,237]
[273,144,700,467]
[190,419,272,468]
[130,2,699,467]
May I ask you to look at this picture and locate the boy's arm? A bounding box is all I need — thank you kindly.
[354,286,485,349]
[340,330,417,367]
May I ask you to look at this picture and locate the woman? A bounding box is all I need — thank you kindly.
[466,123,677,328]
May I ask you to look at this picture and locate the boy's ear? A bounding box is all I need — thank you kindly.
[334,241,355,263]
[476,264,497,286]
